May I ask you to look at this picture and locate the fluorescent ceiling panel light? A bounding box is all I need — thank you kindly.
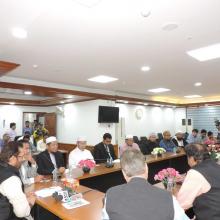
[148,88,170,93]
[24,91,32,95]
[12,27,27,39]
[187,43,220,61]
[141,66,150,72]
[194,82,202,87]
[184,95,202,98]
[88,75,118,83]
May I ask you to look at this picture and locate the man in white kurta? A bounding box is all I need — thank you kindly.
[68,137,94,168]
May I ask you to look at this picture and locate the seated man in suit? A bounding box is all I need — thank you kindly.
[19,140,44,185]
[177,144,220,220]
[36,136,65,175]
[172,131,188,148]
[102,149,189,220]
[94,133,116,164]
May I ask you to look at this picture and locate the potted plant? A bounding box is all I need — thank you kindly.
[78,159,96,173]
[151,148,166,157]
[154,168,181,189]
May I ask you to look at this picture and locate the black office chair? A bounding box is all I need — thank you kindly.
[133,136,139,144]
[140,136,148,145]
[157,133,163,141]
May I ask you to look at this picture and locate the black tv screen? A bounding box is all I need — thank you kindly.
[98,106,119,123]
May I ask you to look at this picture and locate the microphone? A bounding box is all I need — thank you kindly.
[52,190,69,202]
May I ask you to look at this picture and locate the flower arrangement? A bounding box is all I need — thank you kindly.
[61,178,79,192]
[154,168,181,188]
[78,159,96,173]
[151,148,166,155]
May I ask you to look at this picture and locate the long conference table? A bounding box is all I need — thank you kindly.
[27,150,189,220]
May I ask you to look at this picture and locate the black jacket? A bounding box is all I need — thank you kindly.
[94,142,116,164]
[172,138,188,147]
[139,140,159,155]
[36,150,64,175]
[0,162,25,220]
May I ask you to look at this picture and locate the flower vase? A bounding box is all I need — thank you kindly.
[82,166,90,173]
[157,153,162,157]
[162,182,167,189]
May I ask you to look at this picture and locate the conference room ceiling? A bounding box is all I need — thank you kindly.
[0,0,220,104]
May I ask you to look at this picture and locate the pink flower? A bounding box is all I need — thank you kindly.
[78,159,96,169]
[154,167,180,182]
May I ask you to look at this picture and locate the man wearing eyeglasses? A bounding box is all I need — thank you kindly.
[94,133,116,164]
[0,141,36,220]
[19,140,44,185]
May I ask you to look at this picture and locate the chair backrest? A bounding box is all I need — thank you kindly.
[157,133,163,141]
[133,136,139,144]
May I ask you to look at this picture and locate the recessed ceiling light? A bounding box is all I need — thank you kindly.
[141,10,151,18]
[184,95,202,98]
[148,88,170,93]
[88,75,118,83]
[162,22,178,31]
[141,66,151,72]
[66,95,73,99]
[187,43,220,61]
[144,103,148,106]
[9,102,15,105]
[24,91,32,95]
[194,82,202,87]
[118,100,128,104]
[60,101,65,104]
[33,64,38,68]
[11,27,27,39]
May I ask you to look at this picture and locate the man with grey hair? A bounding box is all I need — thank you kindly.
[102,149,189,220]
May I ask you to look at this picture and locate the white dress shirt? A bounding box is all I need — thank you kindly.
[19,161,37,185]
[68,147,94,168]
[49,153,57,169]
[37,139,47,152]
[0,176,31,218]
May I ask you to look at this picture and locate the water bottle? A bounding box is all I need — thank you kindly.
[167,178,174,192]
[52,168,58,183]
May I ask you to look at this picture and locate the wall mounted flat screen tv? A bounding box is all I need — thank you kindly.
[98,106,119,123]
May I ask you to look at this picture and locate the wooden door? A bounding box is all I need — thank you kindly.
[44,113,57,136]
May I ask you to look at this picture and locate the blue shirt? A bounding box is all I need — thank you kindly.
[0,139,5,152]
[23,127,33,135]
[187,134,201,144]
[159,139,176,152]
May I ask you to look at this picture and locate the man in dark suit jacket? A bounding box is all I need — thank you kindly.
[94,133,116,164]
[36,136,65,175]
[102,149,189,220]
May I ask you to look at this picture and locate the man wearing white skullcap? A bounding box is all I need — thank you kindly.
[36,136,65,175]
[68,136,94,168]
[119,135,140,156]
